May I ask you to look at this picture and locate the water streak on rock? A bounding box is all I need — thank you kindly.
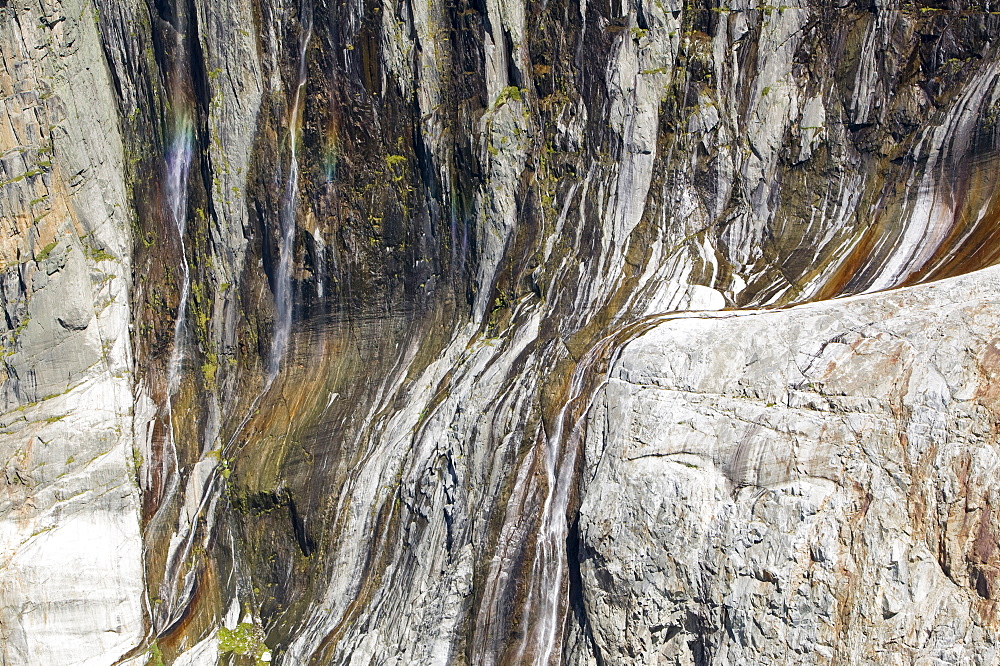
[151,48,196,632]
[514,349,598,666]
[269,0,314,382]
[165,121,194,398]
[866,60,1000,292]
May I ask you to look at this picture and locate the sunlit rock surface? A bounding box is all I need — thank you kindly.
[580,266,1000,665]
[1,0,1000,663]
[0,0,144,663]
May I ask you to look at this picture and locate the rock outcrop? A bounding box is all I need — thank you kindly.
[580,266,1000,665]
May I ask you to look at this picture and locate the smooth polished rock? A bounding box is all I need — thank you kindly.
[0,0,143,663]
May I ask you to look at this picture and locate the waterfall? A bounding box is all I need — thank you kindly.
[144,5,198,629]
[150,0,318,634]
[268,0,313,382]
[505,316,668,665]
[313,226,325,301]
[499,336,614,666]
[147,111,195,630]
[147,116,195,633]
[165,119,194,397]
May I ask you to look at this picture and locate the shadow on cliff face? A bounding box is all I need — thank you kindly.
[93,0,1000,661]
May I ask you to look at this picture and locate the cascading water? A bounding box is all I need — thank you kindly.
[148,116,194,632]
[503,314,675,665]
[165,119,194,398]
[513,336,619,666]
[153,0,317,635]
[158,120,195,611]
[142,10,198,630]
[313,226,325,301]
[268,0,313,382]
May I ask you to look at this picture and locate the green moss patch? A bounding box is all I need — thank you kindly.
[218,622,270,664]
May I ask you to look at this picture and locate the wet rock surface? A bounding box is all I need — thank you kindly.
[1,0,1000,664]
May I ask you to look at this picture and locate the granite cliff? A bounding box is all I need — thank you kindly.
[0,0,999,663]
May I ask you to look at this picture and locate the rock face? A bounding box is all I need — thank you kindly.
[580,267,1000,665]
[0,0,144,663]
[1,0,1000,664]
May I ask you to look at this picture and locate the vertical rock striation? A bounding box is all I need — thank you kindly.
[2,0,1000,664]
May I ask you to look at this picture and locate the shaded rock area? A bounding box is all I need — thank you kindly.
[0,0,999,664]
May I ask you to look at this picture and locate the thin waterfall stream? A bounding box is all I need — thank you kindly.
[152,1,317,635]
[514,339,614,666]
[143,13,198,632]
[151,117,194,632]
[505,313,692,665]
[269,0,313,382]
[165,121,194,399]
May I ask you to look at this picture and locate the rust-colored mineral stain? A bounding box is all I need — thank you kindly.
[911,157,1000,285]
[809,216,889,302]
[975,338,1000,408]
